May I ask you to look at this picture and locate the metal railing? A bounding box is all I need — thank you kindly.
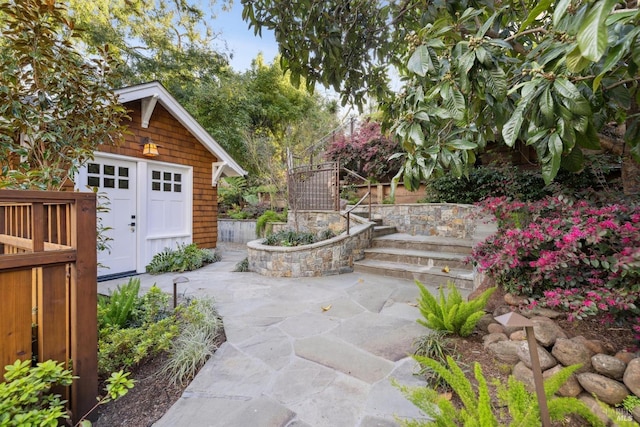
[340,167,371,235]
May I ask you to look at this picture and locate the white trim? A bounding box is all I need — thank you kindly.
[211,161,226,187]
[115,81,247,178]
[140,94,159,129]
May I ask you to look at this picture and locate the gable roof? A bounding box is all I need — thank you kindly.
[115,81,247,179]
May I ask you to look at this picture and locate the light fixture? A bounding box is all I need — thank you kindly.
[141,137,159,157]
[495,312,551,427]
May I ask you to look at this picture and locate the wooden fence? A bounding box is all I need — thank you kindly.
[0,190,97,422]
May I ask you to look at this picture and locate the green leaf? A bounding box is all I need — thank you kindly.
[593,27,640,90]
[566,45,592,73]
[554,78,591,115]
[561,147,585,172]
[553,0,573,26]
[521,0,553,31]
[539,88,554,124]
[408,45,435,77]
[577,0,618,62]
[409,123,425,146]
[476,12,497,38]
[446,139,478,150]
[502,98,529,147]
[543,133,563,183]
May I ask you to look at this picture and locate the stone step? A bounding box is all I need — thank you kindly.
[372,225,396,238]
[363,247,468,269]
[353,259,474,290]
[371,233,475,255]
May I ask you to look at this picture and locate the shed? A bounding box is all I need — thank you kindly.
[75,81,246,279]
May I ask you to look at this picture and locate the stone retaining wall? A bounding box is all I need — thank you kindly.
[369,204,478,238]
[247,213,372,277]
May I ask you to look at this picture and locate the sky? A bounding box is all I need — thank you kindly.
[213,3,279,72]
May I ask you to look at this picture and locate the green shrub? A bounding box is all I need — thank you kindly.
[163,297,223,385]
[256,209,287,237]
[318,228,337,241]
[98,277,141,329]
[421,166,549,204]
[0,359,74,426]
[130,285,172,326]
[98,284,180,375]
[0,360,134,426]
[234,257,249,272]
[396,357,604,426]
[146,243,219,274]
[416,281,496,337]
[263,230,317,246]
[98,317,178,376]
[413,331,457,389]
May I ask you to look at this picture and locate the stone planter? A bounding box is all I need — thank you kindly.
[247,221,373,277]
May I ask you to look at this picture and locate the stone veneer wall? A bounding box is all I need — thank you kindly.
[247,212,372,277]
[284,210,347,235]
[369,204,478,238]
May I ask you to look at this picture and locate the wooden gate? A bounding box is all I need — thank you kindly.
[0,190,97,421]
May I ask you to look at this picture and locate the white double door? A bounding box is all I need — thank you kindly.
[79,155,190,278]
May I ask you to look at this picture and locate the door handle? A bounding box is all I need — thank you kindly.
[129,222,136,227]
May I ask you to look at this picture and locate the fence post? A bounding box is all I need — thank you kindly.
[69,193,98,422]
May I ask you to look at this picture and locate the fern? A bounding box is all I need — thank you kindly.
[98,277,141,329]
[416,281,496,337]
[398,358,606,427]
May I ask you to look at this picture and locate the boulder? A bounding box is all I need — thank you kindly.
[512,362,535,392]
[487,323,505,334]
[488,340,521,365]
[543,365,582,397]
[551,337,594,373]
[615,350,639,365]
[517,341,558,371]
[476,313,494,333]
[572,336,614,356]
[623,358,640,397]
[482,332,508,349]
[510,330,527,341]
[504,293,528,306]
[532,317,567,347]
[632,405,640,424]
[577,372,630,405]
[577,393,613,426]
[591,354,627,380]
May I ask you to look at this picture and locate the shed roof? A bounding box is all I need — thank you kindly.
[115,81,247,178]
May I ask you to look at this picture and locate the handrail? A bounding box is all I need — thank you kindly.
[339,167,371,235]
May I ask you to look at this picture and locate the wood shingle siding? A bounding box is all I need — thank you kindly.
[98,101,219,248]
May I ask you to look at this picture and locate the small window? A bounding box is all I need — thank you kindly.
[88,163,100,174]
[103,165,115,176]
[88,176,100,187]
[174,174,181,182]
[104,178,115,188]
[152,182,161,191]
[174,184,182,192]
[163,172,172,180]
[163,183,171,192]
[152,170,161,180]
[118,167,129,177]
[118,180,129,189]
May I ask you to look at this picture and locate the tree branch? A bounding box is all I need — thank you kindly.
[505,27,548,42]
[605,77,640,90]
